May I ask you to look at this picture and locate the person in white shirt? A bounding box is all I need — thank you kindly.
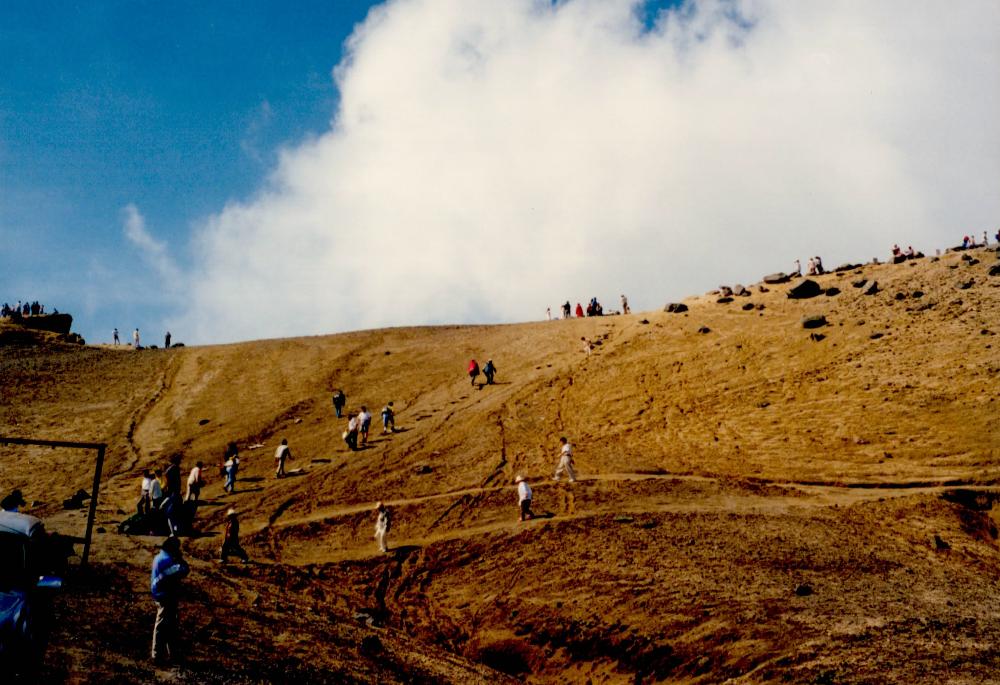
[133,328,140,348]
[344,415,359,450]
[358,407,372,446]
[185,461,205,502]
[515,475,534,521]
[553,437,577,483]
[137,470,153,514]
[374,502,392,553]
[150,470,164,508]
[274,439,291,478]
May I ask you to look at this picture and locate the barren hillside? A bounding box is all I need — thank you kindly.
[2,246,999,683]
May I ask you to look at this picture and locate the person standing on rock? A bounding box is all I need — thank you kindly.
[553,437,577,483]
[468,359,480,386]
[274,438,291,478]
[220,508,249,564]
[332,389,346,418]
[515,475,534,521]
[374,502,392,553]
[150,536,189,664]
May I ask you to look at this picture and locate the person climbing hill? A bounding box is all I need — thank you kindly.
[468,359,480,386]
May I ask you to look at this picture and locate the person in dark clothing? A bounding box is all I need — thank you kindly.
[220,508,249,563]
[332,389,346,418]
[163,453,182,498]
[164,331,171,348]
[483,359,497,385]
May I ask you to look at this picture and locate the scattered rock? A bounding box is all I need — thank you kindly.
[758,285,769,293]
[809,333,826,342]
[414,464,432,475]
[863,281,879,295]
[62,489,91,510]
[801,315,828,329]
[834,263,861,273]
[912,290,924,298]
[697,326,711,334]
[719,285,733,297]
[794,584,814,597]
[198,418,210,426]
[961,253,973,262]
[96,527,106,534]
[825,287,840,297]
[989,264,1000,277]
[763,272,791,284]
[716,297,733,304]
[870,333,884,340]
[958,280,974,290]
[968,259,980,266]
[933,535,950,551]
[639,318,649,324]
[741,303,755,311]
[756,304,766,311]
[894,292,906,301]
[950,299,963,306]
[614,516,635,524]
[664,303,688,313]
[787,279,822,299]
[852,279,867,289]
[982,329,992,336]
[733,285,751,297]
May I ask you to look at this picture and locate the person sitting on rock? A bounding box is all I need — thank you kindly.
[905,245,915,257]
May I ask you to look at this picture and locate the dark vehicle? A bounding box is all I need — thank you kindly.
[0,511,64,679]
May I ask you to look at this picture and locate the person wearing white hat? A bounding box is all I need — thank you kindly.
[374,502,392,553]
[220,508,249,563]
[515,475,534,521]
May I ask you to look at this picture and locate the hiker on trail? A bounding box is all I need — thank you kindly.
[468,359,480,386]
[133,328,140,348]
[185,461,205,502]
[274,438,291,478]
[1,489,27,513]
[164,331,171,348]
[575,303,584,318]
[515,475,534,521]
[374,502,392,553]
[553,437,577,483]
[113,328,120,345]
[138,470,153,515]
[223,442,239,493]
[621,294,630,314]
[150,536,189,664]
[220,508,249,564]
[359,406,372,445]
[381,402,395,434]
[581,337,592,356]
[562,301,571,319]
[344,415,359,450]
[151,469,164,509]
[332,389,346,418]
[483,359,497,385]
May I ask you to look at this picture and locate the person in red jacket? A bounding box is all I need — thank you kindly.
[575,303,584,318]
[467,359,480,386]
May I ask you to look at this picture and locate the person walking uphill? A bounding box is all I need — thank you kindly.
[222,442,239,493]
[151,536,189,664]
[374,502,392,553]
[483,359,497,385]
[381,402,395,434]
[515,475,534,521]
[274,438,292,478]
[358,406,372,446]
[220,508,249,564]
[553,437,577,483]
[344,414,359,451]
[332,389,346,419]
[468,359,480,386]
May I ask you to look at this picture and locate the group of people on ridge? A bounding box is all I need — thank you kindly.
[1,300,50,318]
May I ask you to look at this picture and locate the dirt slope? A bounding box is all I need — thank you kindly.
[1,246,999,683]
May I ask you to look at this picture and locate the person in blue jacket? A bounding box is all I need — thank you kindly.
[151,536,190,663]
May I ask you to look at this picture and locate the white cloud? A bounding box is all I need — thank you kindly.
[122,203,181,288]
[177,0,1000,344]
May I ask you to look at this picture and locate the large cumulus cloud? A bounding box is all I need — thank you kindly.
[175,0,1000,343]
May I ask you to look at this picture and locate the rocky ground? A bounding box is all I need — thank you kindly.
[1,245,999,683]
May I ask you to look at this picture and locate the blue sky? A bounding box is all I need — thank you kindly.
[1,0,377,343]
[2,1,997,345]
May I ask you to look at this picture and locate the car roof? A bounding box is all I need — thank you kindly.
[0,511,44,538]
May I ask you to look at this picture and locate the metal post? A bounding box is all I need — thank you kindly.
[81,444,105,567]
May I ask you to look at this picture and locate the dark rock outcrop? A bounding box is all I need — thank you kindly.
[664,303,688,313]
[763,272,791,284]
[787,279,822,299]
[802,315,828,329]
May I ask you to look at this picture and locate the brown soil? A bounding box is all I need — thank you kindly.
[2,248,999,683]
